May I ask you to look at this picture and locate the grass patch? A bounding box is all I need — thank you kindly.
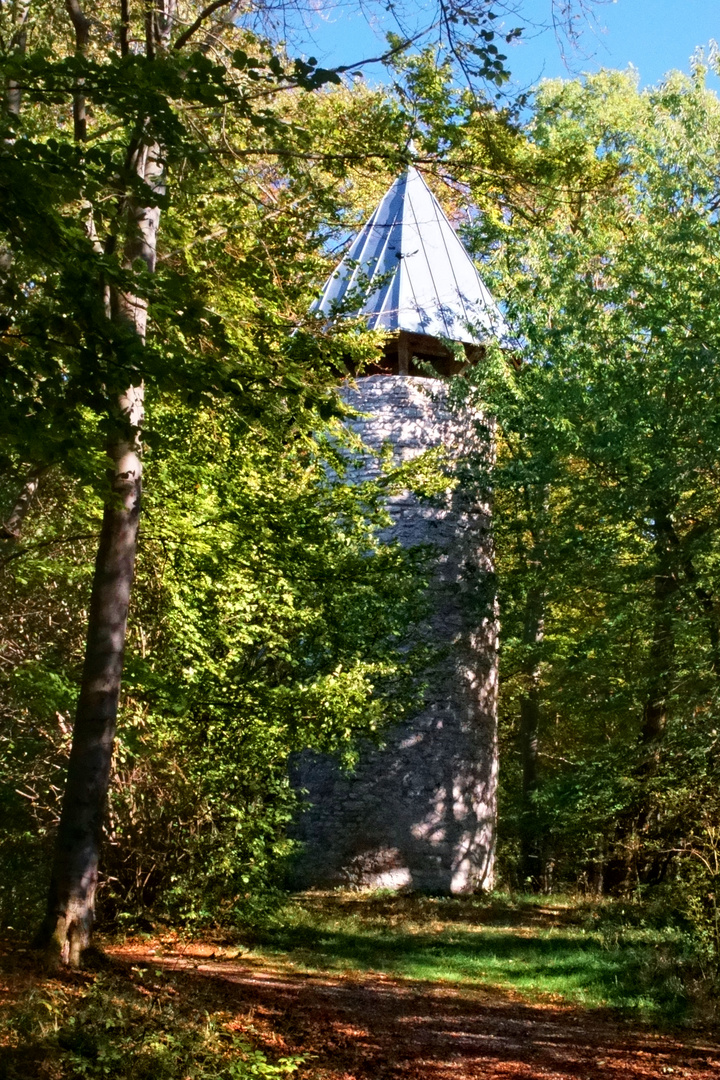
[248,891,708,1026]
[2,892,714,1078]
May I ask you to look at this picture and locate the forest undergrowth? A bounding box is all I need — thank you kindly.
[0,936,305,1080]
[2,892,718,1080]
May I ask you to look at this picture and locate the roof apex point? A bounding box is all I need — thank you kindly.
[314,165,509,346]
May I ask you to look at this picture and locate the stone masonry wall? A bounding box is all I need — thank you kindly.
[291,375,499,893]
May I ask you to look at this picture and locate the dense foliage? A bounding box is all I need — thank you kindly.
[0,401,430,926]
[467,63,720,974]
[0,0,432,934]
[2,0,720,1013]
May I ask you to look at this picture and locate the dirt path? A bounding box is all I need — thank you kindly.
[110,944,720,1080]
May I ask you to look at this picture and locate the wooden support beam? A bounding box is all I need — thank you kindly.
[398,331,411,375]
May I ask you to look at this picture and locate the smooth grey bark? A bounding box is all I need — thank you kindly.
[40,0,172,967]
[518,581,544,889]
[0,466,45,540]
[41,396,143,966]
[3,0,31,120]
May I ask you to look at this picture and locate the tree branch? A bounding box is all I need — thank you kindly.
[0,465,47,542]
[1,532,98,566]
[331,30,428,75]
[173,0,234,51]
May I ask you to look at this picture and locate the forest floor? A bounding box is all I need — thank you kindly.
[1,893,719,1079]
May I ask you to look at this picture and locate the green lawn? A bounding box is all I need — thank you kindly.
[250,892,699,1025]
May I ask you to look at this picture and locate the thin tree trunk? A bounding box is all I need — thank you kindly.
[608,504,680,893]
[519,583,544,889]
[1,3,31,286]
[1,466,45,540]
[39,0,172,966]
[603,506,680,894]
[41,395,142,966]
[641,506,679,746]
[684,558,720,676]
[3,0,30,121]
[2,11,46,545]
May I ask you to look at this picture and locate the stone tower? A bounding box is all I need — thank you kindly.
[292,164,507,893]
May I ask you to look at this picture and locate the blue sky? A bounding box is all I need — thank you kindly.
[284,0,719,93]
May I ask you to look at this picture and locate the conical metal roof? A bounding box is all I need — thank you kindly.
[314,166,508,345]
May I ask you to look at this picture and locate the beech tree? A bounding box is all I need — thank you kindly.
[1,0,363,964]
[467,64,720,924]
[1,0,605,963]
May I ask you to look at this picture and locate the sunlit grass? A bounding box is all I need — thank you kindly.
[250,891,696,1024]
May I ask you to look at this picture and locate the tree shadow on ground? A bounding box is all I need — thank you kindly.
[250,911,690,1021]
[292,891,591,928]
[2,939,718,1080]
[118,948,720,1080]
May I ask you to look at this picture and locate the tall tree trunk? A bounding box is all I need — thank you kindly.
[641,506,679,746]
[1,3,30,290]
[39,0,172,966]
[40,210,156,964]
[609,504,680,893]
[40,395,143,966]
[519,582,544,889]
[3,0,30,121]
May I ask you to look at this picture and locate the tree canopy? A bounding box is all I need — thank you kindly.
[2,0,720,991]
[465,63,720,958]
